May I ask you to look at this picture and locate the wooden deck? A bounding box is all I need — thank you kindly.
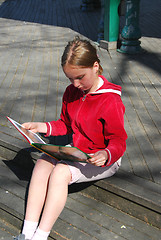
[0,0,161,237]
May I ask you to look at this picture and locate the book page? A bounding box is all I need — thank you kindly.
[32,143,90,162]
[7,116,91,162]
[7,116,46,144]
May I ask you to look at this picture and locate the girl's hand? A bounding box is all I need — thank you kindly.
[87,150,108,167]
[22,122,47,134]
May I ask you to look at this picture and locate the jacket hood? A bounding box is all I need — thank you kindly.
[93,75,122,96]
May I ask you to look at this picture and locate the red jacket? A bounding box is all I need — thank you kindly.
[46,76,127,166]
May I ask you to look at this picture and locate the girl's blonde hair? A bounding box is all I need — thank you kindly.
[61,36,103,75]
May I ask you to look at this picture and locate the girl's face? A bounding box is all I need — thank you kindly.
[63,62,99,94]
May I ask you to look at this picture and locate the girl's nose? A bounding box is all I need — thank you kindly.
[73,80,80,88]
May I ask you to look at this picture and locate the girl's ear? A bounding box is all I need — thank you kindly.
[93,61,99,73]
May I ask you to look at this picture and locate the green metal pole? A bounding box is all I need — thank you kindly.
[104,0,121,42]
[118,0,142,54]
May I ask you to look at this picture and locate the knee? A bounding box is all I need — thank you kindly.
[34,159,45,172]
[51,163,72,184]
[33,158,53,177]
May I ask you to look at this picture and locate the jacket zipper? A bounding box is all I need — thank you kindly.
[82,95,86,101]
[76,94,86,120]
[74,94,87,144]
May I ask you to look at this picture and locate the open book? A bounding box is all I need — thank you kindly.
[6,116,90,162]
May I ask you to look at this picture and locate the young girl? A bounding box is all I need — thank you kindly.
[14,37,127,240]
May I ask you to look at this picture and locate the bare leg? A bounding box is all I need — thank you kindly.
[38,163,71,232]
[25,158,55,222]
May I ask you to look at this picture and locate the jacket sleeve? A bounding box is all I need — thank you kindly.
[103,98,127,166]
[45,89,73,137]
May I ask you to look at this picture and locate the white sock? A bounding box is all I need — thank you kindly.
[22,220,38,239]
[31,227,50,240]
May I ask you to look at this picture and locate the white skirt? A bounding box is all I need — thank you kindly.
[40,153,122,185]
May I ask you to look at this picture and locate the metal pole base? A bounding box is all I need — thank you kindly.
[118,0,143,54]
[118,40,143,54]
